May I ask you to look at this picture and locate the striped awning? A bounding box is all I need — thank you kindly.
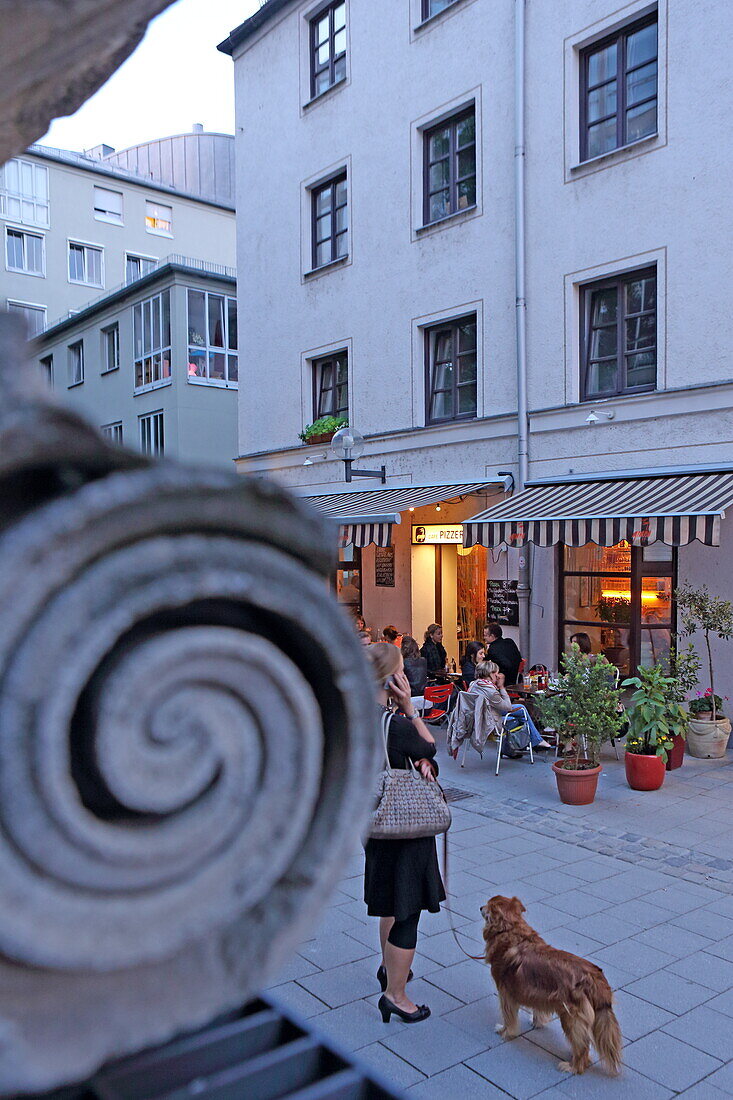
[302,482,494,548]
[464,472,733,548]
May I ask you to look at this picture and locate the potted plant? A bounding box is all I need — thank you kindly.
[534,646,624,805]
[299,415,348,446]
[664,642,701,770]
[676,584,733,758]
[622,664,690,790]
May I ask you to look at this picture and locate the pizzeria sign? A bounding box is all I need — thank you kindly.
[412,524,464,545]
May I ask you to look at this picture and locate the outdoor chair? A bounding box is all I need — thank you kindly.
[422,682,456,724]
[507,658,527,702]
[446,690,477,765]
[495,711,535,776]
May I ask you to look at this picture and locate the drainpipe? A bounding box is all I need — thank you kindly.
[514,0,531,662]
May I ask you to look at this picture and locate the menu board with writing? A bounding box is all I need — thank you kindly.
[375,546,395,587]
[487,579,519,626]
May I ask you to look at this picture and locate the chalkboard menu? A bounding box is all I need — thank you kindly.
[375,546,395,587]
[487,579,519,626]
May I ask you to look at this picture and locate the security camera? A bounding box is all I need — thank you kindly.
[585,411,599,425]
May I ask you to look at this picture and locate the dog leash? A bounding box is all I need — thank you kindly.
[440,833,486,962]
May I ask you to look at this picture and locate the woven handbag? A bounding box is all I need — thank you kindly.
[369,710,452,840]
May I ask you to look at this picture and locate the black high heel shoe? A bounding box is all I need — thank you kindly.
[378,994,430,1023]
[377,964,413,992]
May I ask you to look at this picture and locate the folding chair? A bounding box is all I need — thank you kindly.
[445,690,477,765]
[422,682,455,724]
[495,710,534,776]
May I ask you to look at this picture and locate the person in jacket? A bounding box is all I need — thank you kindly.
[401,635,428,697]
[382,625,403,647]
[460,641,485,686]
[420,623,447,678]
[483,622,522,685]
[364,643,445,1024]
[470,661,551,750]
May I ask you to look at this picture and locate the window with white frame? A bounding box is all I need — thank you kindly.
[133,289,171,391]
[0,159,49,227]
[101,323,119,373]
[139,411,164,455]
[100,421,123,445]
[7,300,46,337]
[93,186,123,224]
[67,340,84,387]
[40,355,53,385]
[187,289,238,385]
[126,253,156,282]
[6,227,44,275]
[145,201,172,235]
[68,241,103,286]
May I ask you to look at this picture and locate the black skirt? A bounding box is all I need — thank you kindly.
[364,835,446,920]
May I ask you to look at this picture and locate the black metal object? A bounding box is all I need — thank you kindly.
[344,459,386,484]
[35,994,406,1100]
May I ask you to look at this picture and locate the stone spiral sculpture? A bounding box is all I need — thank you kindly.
[0,317,378,1093]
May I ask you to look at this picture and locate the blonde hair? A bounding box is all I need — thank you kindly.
[475,660,499,679]
[366,642,402,685]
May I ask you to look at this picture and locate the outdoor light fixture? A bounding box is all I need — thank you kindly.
[331,426,386,484]
[585,411,599,425]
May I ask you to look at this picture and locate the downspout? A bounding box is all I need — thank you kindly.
[514,0,531,661]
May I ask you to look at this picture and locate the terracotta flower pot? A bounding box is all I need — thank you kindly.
[304,431,335,445]
[666,734,685,771]
[625,751,665,791]
[552,760,601,805]
[687,716,731,759]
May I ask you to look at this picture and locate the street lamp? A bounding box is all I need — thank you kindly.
[331,426,386,484]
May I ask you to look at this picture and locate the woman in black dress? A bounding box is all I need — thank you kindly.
[420,623,448,679]
[364,643,446,1024]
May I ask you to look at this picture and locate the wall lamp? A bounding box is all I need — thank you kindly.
[331,427,386,484]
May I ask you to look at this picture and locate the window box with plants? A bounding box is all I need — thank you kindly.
[677,584,733,758]
[622,663,690,791]
[534,646,624,806]
[299,416,348,446]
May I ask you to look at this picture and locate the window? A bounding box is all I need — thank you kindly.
[7,300,46,337]
[6,227,44,275]
[40,355,53,385]
[0,159,49,227]
[582,267,656,399]
[93,186,123,224]
[423,108,476,224]
[313,351,348,419]
[139,411,164,455]
[102,323,119,373]
[67,341,84,387]
[425,314,477,423]
[68,241,103,286]
[311,174,347,269]
[145,201,172,235]
[310,1,346,98]
[422,0,456,18]
[187,289,238,385]
[581,15,657,161]
[100,421,123,445]
[126,253,156,282]
[133,290,171,391]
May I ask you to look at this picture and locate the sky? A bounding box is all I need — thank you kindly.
[42,0,261,154]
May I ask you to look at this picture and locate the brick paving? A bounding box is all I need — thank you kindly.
[266,741,733,1097]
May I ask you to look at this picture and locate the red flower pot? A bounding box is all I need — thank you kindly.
[666,734,685,771]
[552,761,602,805]
[625,751,665,791]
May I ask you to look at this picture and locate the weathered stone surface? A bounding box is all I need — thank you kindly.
[0,0,176,164]
[0,315,379,1092]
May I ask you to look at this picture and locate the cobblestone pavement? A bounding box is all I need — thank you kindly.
[266,740,733,1097]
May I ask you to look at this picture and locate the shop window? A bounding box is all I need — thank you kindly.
[559,541,675,676]
[457,544,487,647]
[336,544,361,610]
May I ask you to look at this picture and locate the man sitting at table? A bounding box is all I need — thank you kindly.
[483,622,522,685]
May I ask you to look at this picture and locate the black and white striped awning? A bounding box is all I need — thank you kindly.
[302,482,494,548]
[464,472,733,548]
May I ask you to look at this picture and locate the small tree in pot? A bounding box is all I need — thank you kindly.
[535,645,624,805]
[622,664,690,790]
[676,584,733,758]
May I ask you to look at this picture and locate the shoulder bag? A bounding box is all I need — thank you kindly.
[369,710,452,840]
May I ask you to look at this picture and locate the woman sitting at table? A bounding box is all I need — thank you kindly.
[460,641,485,687]
[420,624,448,680]
[470,661,551,750]
[401,636,428,697]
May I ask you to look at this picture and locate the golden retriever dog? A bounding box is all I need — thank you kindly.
[481,895,622,1076]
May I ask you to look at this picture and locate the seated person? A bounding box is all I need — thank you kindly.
[470,661,551,749]
[401,635,428,697]
[460,641,485,687]
[357,630,373,647]
[483,622,522,685]
[570,631,597,662]
[421,623,448,679]
[382,625,403,647]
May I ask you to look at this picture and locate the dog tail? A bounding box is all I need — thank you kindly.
[592,1004,622,1075]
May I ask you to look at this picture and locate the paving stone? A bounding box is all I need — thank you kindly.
[704,1062,733,1092]
[310,997,410,1052]
[706,895,733,918]
[661,1004,733,1060]
[623,1030,722,1090]
[266,981,329,1019]
[467,1035,568,1098]
[524,1016,598,1063]
[424,958,493,1005]
[517,900,572,933]
[676,1083,732,1099]
[265,952,322,985]
[407,1062,508,1097]
[561,857,629,882]
[486,852,564,878]
[406,976,466,1017]
[624,969,714,1014]
[541,890,609,918]
[604,898,671,927]
[299,958,383,1008]
[382,1016,492,1075]
[565,912,631,946]
[595,962,636,991]
[519,868,583,894]
[299,931,373,969]
[672,909,733,940]
[705,986,733,1018]
[667,951,733,993]
[612,989,675,1041]
[555,1065,673,1098]
[355,1041,426,1089]
[544,927,605,958]
[704,934,733,962]
[441,995,511,1045]
[644,885,720,914]
[584,876,652,903]
[632,924,715,959]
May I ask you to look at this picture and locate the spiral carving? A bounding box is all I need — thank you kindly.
[0,333,379,1093]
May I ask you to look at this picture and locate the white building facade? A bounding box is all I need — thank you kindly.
[221,0,733,683]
